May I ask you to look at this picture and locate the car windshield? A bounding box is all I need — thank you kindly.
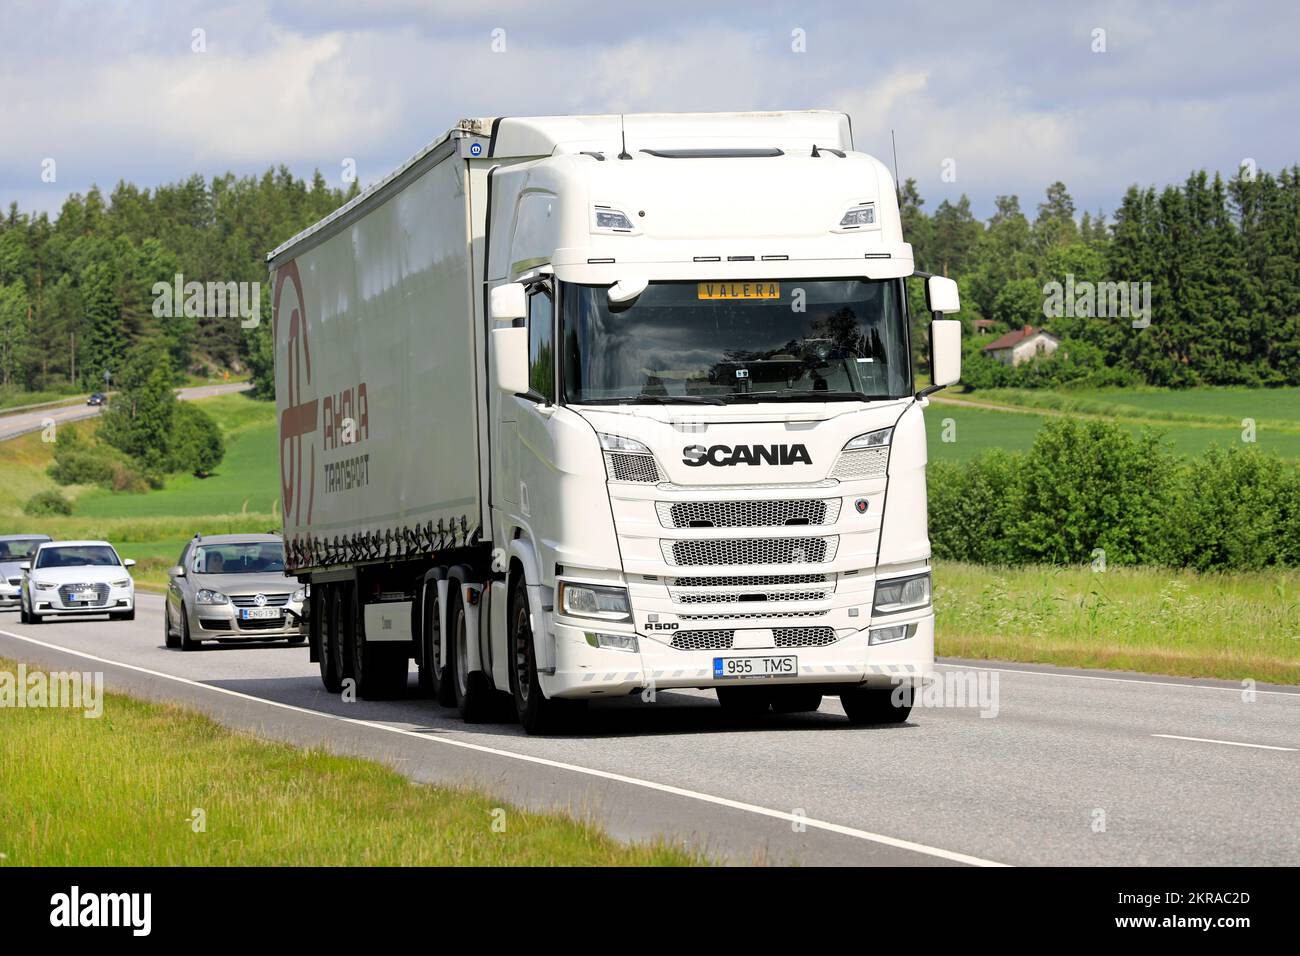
[193,542,286,574]
[0,538,45,561]
[35,545,121,568]
[561,278,911,404]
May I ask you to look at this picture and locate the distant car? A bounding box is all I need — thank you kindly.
[86,392,105,406]
[0,534,52,609]
[19,540,136,623]
[165,533,306,650]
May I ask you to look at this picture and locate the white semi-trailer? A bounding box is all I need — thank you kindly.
[269,111,962,734]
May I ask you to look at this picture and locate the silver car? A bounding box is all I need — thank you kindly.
[164,533,307,650]
[0,534,51,608]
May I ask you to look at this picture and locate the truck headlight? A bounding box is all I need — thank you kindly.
[872,572,930,614]
[869,622,918,645]
[844,427,892,450]
[196,589,230,605]
[558,582,632,622]
[598,432,651,455]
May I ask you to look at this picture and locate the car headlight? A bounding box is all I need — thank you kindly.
[844,427,893,450]
[557,581,632,622]
[33,580,56,590]
[872,572,931,615]
[109,579,131,588]
[196,589,230,605]
[291,587,307,603]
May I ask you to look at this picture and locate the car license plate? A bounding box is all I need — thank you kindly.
[713,655,798,680]
[240,608,281,620]
[697,281,780,300]
[75,590,97,603]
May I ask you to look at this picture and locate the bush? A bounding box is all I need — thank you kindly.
[168,401,225,477]
[928,419,1298,571]
[24,489,73,516]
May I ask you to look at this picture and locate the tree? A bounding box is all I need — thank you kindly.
[169,400,225,477]
[99,339,176,471]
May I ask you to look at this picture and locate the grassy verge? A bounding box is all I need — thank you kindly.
[935,561,1300,684]
[0,658,700,866]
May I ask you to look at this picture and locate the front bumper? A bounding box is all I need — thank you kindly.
[543,611,934,699]
[0,584,20,607]
[188,604,305,640]
[28,587,134,615]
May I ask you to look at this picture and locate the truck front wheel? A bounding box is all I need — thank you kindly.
[508,575,582,735]
[839,686,912,725]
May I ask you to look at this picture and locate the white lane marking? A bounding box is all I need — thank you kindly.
[937,661,1300,698]
[1150,734,1297,752]
[0,629,1007,867]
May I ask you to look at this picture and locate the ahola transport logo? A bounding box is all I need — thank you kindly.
[275,259,317,527]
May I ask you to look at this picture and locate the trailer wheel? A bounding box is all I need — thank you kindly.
[313,586,343,691]
[446,586,495,722]
[350,592,409,700]
[509,574,583,735]
[330,584,354,687]
[839,686,912,725]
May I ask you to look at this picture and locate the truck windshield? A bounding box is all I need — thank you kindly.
[560,279,911,404]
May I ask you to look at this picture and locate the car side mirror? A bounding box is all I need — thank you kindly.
[491,326,530,395]
[18,562,30,572]
[489,282,528,323]
[123,558,136,568]
[169,565,185,577]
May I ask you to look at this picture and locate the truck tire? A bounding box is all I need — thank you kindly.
[350,593,409,700]
[446,586,495,723]
[770,687,823,714]
[715,686,772,716]
[330,584,355,687]
[508,574,583,735]
[315,586,343,693]
[416,580,448,704]
[839,686,912,725]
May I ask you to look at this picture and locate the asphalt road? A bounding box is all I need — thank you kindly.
[0,382,252,442]
[1,593,1296,866]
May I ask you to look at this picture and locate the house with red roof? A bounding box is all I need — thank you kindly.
[983,325,1061,366]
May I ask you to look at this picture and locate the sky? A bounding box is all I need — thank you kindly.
[2,0,1297,223]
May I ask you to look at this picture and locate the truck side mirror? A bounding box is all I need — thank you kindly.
[489,282,528,322]
[925,275,960,314]
[492,327,530,395]
[929,319,962,388]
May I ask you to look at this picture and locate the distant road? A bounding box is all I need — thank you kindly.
[0,382,252,443]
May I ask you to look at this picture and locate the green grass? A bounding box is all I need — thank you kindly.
[935,561,1300,684]
[926,394,1300,461]
[0,388,84,412]
[0,660,700,866]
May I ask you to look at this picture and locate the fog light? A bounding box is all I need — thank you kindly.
[585,631,638,652]
[869,622,917,646]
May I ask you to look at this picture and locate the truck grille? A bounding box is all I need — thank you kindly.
[774,627,838,647]
[680,610,828,621]
[830,447,889,479]
[57,583,109,607]
[668,626,839,650]
[671,588,828,604]
[605,452,661,483]
[657,498,838,529]
[662,536,837,567]
[670,630,735,650]
[671,573,828,588]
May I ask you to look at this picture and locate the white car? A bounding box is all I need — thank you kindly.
[19,540,136,624]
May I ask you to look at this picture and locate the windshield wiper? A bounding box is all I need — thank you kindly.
[582,395,726,406]
[723,390,886,403]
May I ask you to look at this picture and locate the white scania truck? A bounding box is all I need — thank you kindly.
[269,111,961,734]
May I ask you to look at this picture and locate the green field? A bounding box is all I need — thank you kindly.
[928,385,1300,461]
[0,659,699,866]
